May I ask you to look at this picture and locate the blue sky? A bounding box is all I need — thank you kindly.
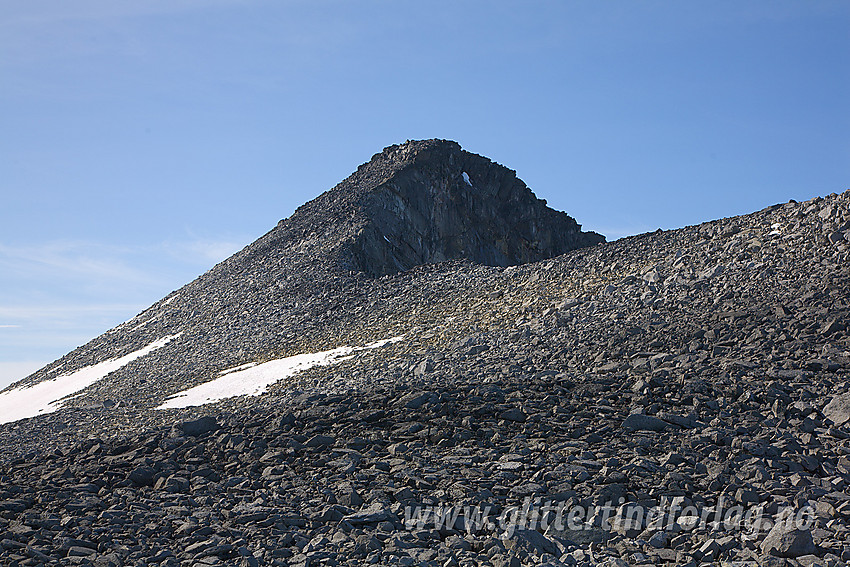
[1,1,848,388]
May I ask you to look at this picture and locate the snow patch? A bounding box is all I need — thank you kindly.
[462,172,473,186]
[158,336,404,410]
[768,222,782,236]
[0,334,181,425]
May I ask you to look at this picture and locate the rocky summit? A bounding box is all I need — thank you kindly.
[0,142,848,567]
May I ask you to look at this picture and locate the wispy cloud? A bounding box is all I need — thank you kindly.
[0,235,247,363]
[0,236,246,288]
[160,237,246,265]
[0,304,145,321]
[0,241,163,289]
[0,303,147,362]
[0,0,252,82]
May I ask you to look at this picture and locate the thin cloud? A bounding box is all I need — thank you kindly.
[0,240,161,287]
[160,237,246,265]
[0,236,246,286]
[0,304,144,320]
[0,235,246,363]
[0,0,251,79]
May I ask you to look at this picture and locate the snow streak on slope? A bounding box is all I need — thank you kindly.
[158,336,404,410]
[0,334,181,425]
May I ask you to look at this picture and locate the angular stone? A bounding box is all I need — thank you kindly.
[67,545,97,557]
[760,517,816,558]
[179,416,219,437]
[400,392,434,410]
[503,529,559,557]
[128,466,156,487]
[413,359,434,376]
[305,434,335,447]
[0,500,31,514]
[622,413,667,432]
[657,412,701,429]
[499,408,526,422]
[820,320,844,335]
[823,393,850,426]
[343,503,394,525]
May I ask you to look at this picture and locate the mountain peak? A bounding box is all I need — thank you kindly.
[269,139,604,276]
[0,140,604,419]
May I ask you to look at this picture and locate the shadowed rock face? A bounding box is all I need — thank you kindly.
[341,140,604,275]
[263,139,603,277]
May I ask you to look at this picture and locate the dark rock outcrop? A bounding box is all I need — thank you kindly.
[337,140,604,275]
[258,138,602,277]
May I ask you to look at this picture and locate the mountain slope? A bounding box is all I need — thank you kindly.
[1,139,603,420]
[0,144,848,566]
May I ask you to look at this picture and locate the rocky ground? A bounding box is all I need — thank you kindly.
[1,144,849,565]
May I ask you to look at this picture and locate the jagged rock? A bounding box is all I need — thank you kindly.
[342,140,604,276]
[503,529,559,557]
[399,391,435,410]
[343,503,395,525]
[499,408,527,423]
[305,434,335,447]
[127,466,156,487]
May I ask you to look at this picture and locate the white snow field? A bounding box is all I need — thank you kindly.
[0,334,181,425]
[158,336,403,410]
